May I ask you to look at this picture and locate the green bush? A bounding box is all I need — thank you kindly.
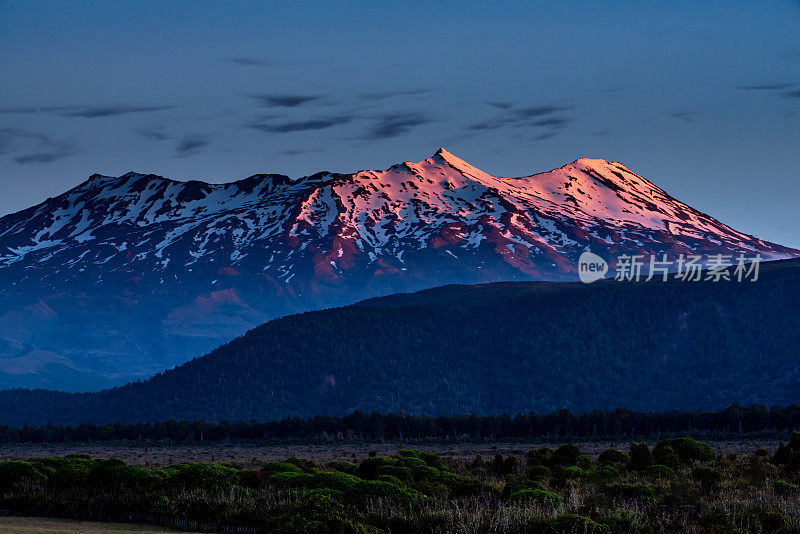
[605,482,658,499]
[411,465,439,483]
[348,479,420,505]
[160,462,238,490]
[563,465,585,479]
[258,493,380,534]
[88,458,157,488]
[327,461,357,474]
[309,470,361,492]
[261,461,303,476]
[646,464,674,478]
[774,479,797,495]
[628,442,653,471]
[0,460,43,490]
[652,445,681,469]
[267,470,313,489]
[508,487,563,506]
[654,437,715,465]
[691,466,721,491]
[597,465,619,481]
[552,514,611,534]
[375,465,412,485]
[39,457,94,487]
[527,465,552,480]
[526,447,553,467]
[418,452,445,471]
[550,444,581,467]
[438,471,497,498]
[598,448,629,466]
[356,457,394,480]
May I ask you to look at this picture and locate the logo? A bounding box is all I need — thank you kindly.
[578,251,608,284]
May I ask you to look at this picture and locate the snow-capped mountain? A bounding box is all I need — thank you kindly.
[0,149,796,391]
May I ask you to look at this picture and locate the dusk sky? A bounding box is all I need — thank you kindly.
[1,1,798,247]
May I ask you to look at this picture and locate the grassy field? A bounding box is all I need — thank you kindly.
[0,517,195,533]
[0,437,798,533]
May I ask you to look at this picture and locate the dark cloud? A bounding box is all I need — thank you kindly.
[516,105,572,118]
[0,105,72,115]
[468,103,573,132]
[281,148,319,156]
[174,135,211,156]
[784,90,800,99]
[13,142,77,164]
[487,102,513,109]
[532,117,570,128]
[250,94,321,107]
[14,148,74,164]
[469,118,513,131]
[738,83,796,91]
[0,104,174,118]
[137,125,170,141]
[363,113,430,139]
[666,111,697,122]
[533,131,559,141]
[358,89,430,101]
[249,116,351,133]
[0,128,79,164]
[60,105,175,118]
[227,57,276,67]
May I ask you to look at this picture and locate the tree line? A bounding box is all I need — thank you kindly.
[0,404,798,443]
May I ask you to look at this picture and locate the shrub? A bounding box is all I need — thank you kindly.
[775,479,797,495]
[40,457,94,488]
[552,514,611,534]
[309,470,360,492]
[356,457,394,480]
[508,487,563,507]
[418,452,445,471]
[605,482,658,499]
[88,458,157,488]
[628,442,653,471]
[526,447,553,467]
[267,470,313,489]
[411,465,440,483]
[160,462,238,490]
[551,444,581,467]
[691,466,721,491]
[375,465,412,485]
[261,461,303,476]
[563,465,585,479]
[258,493,379,534]
[654,437,715,465]
[376,474,405,487]
[646,464,674,478]
[652,445,681,469]
[327,461,357,475]
[0,460,43,490]
[348,479,420,505]
[598,448,629,466]
[527,465,552,480]
[438,471,497,498]
[597,465,619,481]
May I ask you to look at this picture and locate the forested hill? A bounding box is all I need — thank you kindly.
[1,258,799,426]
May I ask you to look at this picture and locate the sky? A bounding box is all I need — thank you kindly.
[1,0,799,247]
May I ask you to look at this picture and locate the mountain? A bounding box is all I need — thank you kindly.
[0,149,797,391]
[2,257,799,426]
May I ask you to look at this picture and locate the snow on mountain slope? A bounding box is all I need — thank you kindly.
[0,149,796,391]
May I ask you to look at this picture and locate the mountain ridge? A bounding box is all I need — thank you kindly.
[0,149,796,391]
